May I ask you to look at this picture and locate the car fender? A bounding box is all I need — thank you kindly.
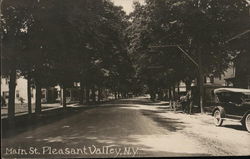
[212,106,226,118]
[240,110,250,123]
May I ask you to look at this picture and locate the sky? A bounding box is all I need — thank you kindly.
[113,0,250,14]
[111,0,145,14]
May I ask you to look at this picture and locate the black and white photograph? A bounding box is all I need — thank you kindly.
[1,0,250,158]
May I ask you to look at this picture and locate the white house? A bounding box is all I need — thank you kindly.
[0,75,83,106]
[1,77,61,104]
[1,77,36,104]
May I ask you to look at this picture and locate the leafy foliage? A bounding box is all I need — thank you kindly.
[128,0,250,97]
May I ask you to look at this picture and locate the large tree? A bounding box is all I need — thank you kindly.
[128,0,249,110]
[1,0,35,119]
[2,0,135,118]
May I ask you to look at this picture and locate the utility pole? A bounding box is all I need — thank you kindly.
[197,46,204,113]
[178,45,204,113]
[149,44,205,113]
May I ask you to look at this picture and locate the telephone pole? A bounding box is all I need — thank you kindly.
[149,44,204,113]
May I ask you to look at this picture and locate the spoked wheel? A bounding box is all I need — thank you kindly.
[244,114,250,133]
[214,110,223,126]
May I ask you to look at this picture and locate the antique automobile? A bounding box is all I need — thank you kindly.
[212,88,250,132]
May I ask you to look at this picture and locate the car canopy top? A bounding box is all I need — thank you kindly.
[214,88,250,95]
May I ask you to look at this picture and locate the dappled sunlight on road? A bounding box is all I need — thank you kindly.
[99,97,250,156]
[2,97,250,157]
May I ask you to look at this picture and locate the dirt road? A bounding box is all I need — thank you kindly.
[2,97,250,158]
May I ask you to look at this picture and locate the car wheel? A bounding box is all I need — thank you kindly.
[244,113,250,133]
[214,109,223,126]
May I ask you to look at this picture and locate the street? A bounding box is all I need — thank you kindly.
[2,97,250,158]
[2,0,250,158]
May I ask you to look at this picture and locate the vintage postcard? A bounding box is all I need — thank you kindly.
[1,0,250,158]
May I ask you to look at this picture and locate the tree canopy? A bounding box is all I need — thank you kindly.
[1,0,250,117]
[127,0,250,102]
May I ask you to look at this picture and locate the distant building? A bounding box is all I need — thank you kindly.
[1,77,36,104]
[203,29,250,89]
[203,64,235,87]
[225,51,250,89]
[224,3,250,89]
[1,77,60,104]
[224,24,250,89]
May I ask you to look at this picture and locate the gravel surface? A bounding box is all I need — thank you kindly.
[2,97,250,158]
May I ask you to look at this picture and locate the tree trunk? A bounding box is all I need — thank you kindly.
[185,80,192,91]
[62,86,66,108]
[8,67,16,120]
[172,86,176,111]
[204,76,207,83]
[60,87,63,105]
[172,86,176,100]
[117,92,120,99]
[79,80,84,104]
[115,91,118,99]
[177,83,180,94]
[168,88,171,100]
[198,47,204,113]
[189,100,193,114]
[27,74,32,116]
[158,89,163,101]
[91,86,96,103]
[98,87,101,102]
[86,85,90,104]
[35,81,42,114]
[149,90,154,101]
[169,87,172,109]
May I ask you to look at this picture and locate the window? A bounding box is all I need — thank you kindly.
[244,94,250,103]
[16,90,20,98]
[218,92,243,104]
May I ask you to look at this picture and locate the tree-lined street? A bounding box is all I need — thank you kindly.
[1,0,250,158]
[2,0,250,118]
[2,97,250,158]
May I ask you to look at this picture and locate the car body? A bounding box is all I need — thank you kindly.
[212,88,250,132]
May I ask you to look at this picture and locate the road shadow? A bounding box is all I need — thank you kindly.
[109,98,155,105]
[141,110,186,132]
[1,101,142,139]
[103,98,186,133]
[2,97,171,139]
[1,106,105,138]
[223,124,246,131]
[109,97,170,106]
[156,106,171,110]
[2,105,208,158]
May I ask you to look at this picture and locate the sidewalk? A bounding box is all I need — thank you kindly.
[1,98,116,120]
[1,101,92,119]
